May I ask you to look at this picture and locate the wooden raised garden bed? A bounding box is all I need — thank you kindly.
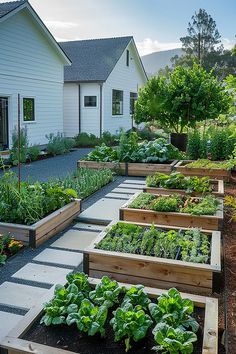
[120,192,223,231]
[144,179,224,197]
[175,160,231,182]
[77,160,127,175]
[0,277,218,354]
[84,220,221,295]
[77,160,178,176]
[0,199,81,248]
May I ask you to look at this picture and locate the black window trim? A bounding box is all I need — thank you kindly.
[84,95,97,108]
[112,89,124,116]
[23,97,35,122]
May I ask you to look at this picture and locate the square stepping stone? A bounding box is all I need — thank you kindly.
[72,222,105,231]
[33,248,83,267]
[123,179,146,184]
[0,311,22,341]
[105,193,132,199]
[51,229,99,251]
[112,187,140,194]
[12,263,71,285]
[0,282,47,311]
[79,198,125,222]
[118,183,144,189]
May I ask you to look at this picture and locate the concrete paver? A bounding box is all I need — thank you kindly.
[12,263,71,285]
[33,248,83,267]
[0,282,47,310]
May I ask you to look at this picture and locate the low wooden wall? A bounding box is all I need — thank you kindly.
[0,278,218,354]
[174,160,231,182]
[78,160,178,176]
[0,199,81,248]
[120,192,223,231]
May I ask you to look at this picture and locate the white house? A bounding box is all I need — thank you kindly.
[60,37,147,137]
[0,0,71,150]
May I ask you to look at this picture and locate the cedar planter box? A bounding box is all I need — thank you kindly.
[84,220,221,295]
[120,192,223,231]
[78,160,178,176]
[144,179,224,197]
[77,160,126,175]
[126,160,177,176]
[0,199,81,248]
[175,160,231,182]
[0,277,218,354]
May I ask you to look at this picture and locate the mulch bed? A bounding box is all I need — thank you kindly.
[223,182,236,353]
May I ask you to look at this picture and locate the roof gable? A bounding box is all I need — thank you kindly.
[60,36,134,82]
[0,0,71,65]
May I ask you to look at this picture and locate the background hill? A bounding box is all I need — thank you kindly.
[141,48,183,76]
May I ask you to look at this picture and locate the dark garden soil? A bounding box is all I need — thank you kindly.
[224,182,236,353]
[24,308,205,354]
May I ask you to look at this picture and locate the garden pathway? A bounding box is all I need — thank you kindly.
[0,176,145,342]
[0,148,92,181]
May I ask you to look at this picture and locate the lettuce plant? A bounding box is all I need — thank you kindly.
[66,299,108,337]
[66,272,91,297]
[148,288,199,333]
[89,276,121,308]
[110,302,153,352]
[122,285,151,308]
[153,322,197,354]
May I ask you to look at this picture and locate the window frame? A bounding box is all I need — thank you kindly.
[126,49,130,66]
[84,95,97,108]
[130,92,138,115]
[112,89,123,116]
[23,97,35,123]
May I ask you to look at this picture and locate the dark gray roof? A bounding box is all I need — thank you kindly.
[0,0,26,18]
[60,36,133,82]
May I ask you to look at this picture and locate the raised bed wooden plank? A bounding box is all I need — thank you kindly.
[120,192,223,231]
[127,160,177,176]
[175,160,231,182]
[144,179,224,197]
[77,160,126,175]
[77,160,178,176]
[85,220,221,295]
[0,200,81,248]
[0,278,218,354]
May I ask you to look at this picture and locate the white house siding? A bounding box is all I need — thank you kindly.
[80,83,101,136]
[0,9,65,146]
[63,83,79,137]
[102,42,147,135]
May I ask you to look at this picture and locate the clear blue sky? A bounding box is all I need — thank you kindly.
[12,0,236,55]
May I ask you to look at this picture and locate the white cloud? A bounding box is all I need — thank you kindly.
[44,20,79,30]
[136,38,182,56]
[222,38,235,50]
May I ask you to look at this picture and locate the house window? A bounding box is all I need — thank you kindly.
[84,96,97,107]
[112,90,123,115]
[23,98,35,122]
[130,92,138,115]
[126,50,130,66]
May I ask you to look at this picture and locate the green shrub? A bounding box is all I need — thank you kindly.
[101,131,118,146]
[9,127,28,165]
[187,126,236,160]
[74,133,100,148]
[28,145,41,161]
[46,133,74,155]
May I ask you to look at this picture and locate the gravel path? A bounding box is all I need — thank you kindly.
[0,148,92,182]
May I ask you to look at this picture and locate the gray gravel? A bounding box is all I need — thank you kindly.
[0,148,92,182]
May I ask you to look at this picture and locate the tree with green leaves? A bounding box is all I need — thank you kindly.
[180,9,222,65]
[135,64,232,133]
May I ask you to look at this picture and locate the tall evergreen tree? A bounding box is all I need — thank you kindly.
[180,9,222,65]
